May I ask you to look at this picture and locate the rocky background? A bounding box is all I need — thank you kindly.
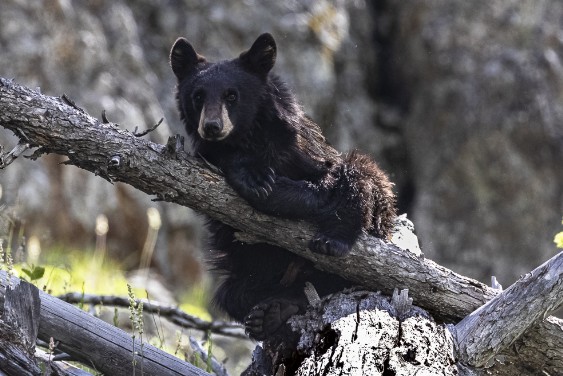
[1,0,562,307]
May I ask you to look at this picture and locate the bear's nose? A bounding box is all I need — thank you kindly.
[203,120,222,137]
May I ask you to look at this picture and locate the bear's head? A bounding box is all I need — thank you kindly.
[170,33,277,143]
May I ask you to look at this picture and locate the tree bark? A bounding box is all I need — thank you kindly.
[455,250,563,368]
[290,290,457,376]
[0,278,42,376]
[1,77,562,375]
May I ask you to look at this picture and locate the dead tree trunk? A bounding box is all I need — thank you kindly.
[245,289,458,376]
[0,78,562,375]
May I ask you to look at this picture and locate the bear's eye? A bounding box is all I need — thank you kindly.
[192,90,205,108]
[225,90,238,103]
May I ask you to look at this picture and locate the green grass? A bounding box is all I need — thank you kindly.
[14,249,136,297]
[12,247,211,321]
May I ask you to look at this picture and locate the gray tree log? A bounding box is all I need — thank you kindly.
[0,271,210,376]
[455,251,563,368]
[1,78,562,375]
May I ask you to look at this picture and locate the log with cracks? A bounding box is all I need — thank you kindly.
[0,77,562,375]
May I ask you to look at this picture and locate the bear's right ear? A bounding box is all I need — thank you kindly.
[170,38,206,80]
[239,33,277,77]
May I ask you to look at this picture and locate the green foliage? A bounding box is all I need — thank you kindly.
[21,264,45,282]
[10,249,141,298]
[555,217,563,249]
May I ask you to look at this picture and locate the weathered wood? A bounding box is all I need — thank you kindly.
[1,78,562,375]
[0,272,210,376]
[455,251,563,367]
[290,291,456,376]
[0,278,42,376]
[0,279,95,376]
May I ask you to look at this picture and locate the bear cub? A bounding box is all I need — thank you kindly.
[170,33,396,340]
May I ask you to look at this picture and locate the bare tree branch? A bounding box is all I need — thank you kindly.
[57,292,247,339]
[0,141,30,169]
[455,250,563,367]
[1,77,562,375]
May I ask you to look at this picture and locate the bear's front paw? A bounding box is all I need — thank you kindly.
[244,299,299,341]
[309,234,353,257]
[228,166,276,201]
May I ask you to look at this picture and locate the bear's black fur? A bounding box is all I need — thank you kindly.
[170,33,396,340]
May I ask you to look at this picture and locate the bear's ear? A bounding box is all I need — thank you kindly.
[170,37,206,80]
[239,33,277,77]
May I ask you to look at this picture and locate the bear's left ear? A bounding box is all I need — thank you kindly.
[239,33,277,77]
[170,37,206,80]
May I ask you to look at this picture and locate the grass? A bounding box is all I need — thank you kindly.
[14,249,136,297]
[6,246,218,372]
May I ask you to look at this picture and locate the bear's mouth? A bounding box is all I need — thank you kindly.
[199,132,229,142]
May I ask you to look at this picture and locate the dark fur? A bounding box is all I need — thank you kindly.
[170,33,396,340]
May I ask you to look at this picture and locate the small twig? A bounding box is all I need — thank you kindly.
[57,292,248,339]
[163,134,185,159]
[133,118,164,137]
[0,142,30,169]
[101,110,110,124]
[491,276,503,291]
[26,146,49,161]
[61,93,85,113]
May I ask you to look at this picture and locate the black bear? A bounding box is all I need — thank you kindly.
[170,33,396,340]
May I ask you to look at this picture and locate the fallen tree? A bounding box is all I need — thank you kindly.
[0,271,211,376]
[0,78,562,375]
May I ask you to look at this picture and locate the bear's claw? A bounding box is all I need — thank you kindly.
[309,235,352,257]
[244,299,299,340]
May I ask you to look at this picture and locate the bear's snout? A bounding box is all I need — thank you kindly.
[197,102,234,141]
[203,119,223,138]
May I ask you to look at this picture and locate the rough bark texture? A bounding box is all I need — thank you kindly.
[290,291,456,376]
[1,78,562,375]
[0,271,210,376]
[0,278,42,376]
[0,275,97,376]
[456,250,563,367]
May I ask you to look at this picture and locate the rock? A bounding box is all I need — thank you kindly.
[385,0,563,283]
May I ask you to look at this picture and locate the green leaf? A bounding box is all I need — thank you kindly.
[22,268,32,278]
[555,232,563,249]
[22,265,45,281]
[29,266,45,280]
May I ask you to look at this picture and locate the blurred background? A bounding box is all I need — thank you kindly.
[1,0,563,371]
